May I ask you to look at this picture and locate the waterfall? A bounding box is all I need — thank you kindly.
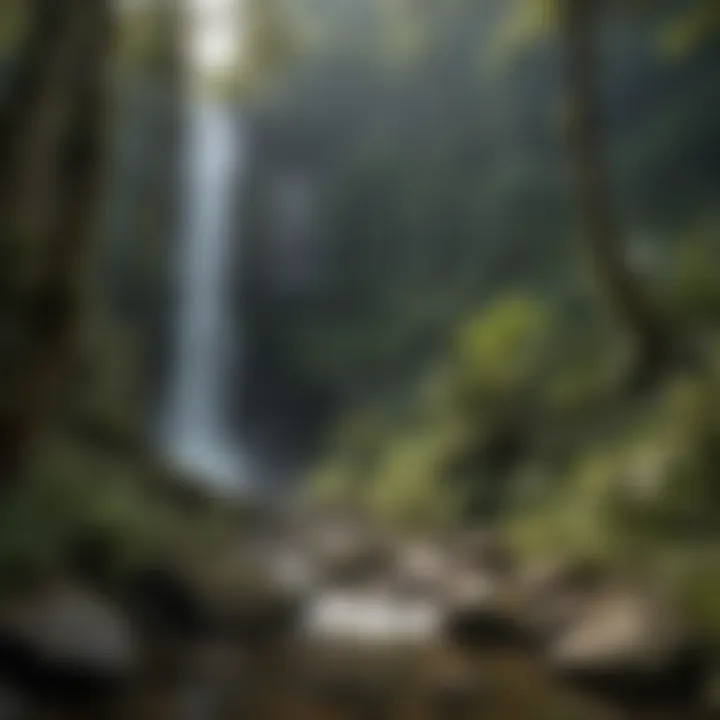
[163,0,247,489]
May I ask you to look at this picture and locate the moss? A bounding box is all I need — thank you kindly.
[453,294,551,411]
[0,430,231,595]
[672,558,720,650]
[308,275,720,603]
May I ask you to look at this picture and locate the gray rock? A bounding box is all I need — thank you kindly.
[0,582,136,704]
[517,557,608,643]
[302,588,442,645]
[0,684,25,719]
[0,583,135,672]
[551,588,684,670]
[452,530,515,577]
[549,586,705,705]
[441,569,523,645]
[394,541,449,598]
[202,550,304,646]
[313,526,395,589]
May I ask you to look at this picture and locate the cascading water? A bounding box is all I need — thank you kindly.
[163,0,246,489]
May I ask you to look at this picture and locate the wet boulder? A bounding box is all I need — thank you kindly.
[452,529,516,578]
[228,587,302,647]
[0,583,135,708]
[440,531,520,644]
[517,556,609,644]
[0,683,25,717]
[549,586,706,707]
[441,568,523,646]
[312,525,396,589]
[241,534,323,597]
[302,588,442,646]
[394,541,450,599]
[209,554,304,647]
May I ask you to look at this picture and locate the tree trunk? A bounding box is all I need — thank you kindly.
[0,0,114,487]
[561,0,669,376]
[0,0,85,244]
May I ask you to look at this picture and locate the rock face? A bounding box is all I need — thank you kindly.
[549,586,705,706]
[0,583,135,705]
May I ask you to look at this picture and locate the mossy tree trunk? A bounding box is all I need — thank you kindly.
[0,0,114,487]
[561,0,669,377]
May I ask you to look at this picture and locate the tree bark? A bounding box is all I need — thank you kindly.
[0,0,85,243]
[561,0,669,376]
[0,0,114,487]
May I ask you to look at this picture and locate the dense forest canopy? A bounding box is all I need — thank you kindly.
[0,0,717,506]
[239,0,719,416]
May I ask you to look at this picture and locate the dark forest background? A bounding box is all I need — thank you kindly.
[0,0,719,663]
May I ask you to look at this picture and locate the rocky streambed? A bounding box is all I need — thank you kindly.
[0,516,714,719]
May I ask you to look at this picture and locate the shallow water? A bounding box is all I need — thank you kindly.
[127,603,697,720]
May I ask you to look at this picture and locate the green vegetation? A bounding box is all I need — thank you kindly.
[0,304,234,594]
[2,0,720,666]
[308,230,720,643]
[0,0,229,592]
